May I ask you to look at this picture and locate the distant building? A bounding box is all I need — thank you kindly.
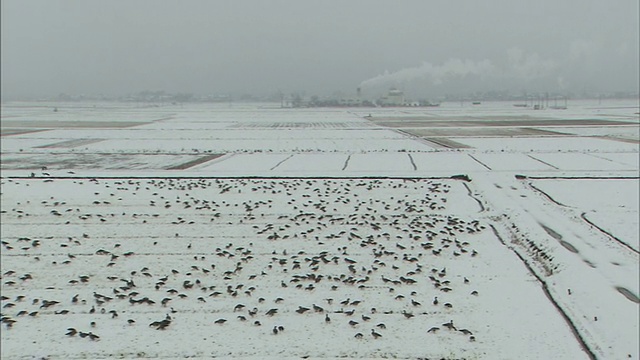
[377,88,405,106]
[338,98,364,106]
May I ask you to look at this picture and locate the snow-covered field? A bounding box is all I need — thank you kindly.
[1,100,638,359]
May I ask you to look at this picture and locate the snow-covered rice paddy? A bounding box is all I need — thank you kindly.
[1,99,638,359]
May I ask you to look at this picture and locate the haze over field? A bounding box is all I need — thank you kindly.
[1,1,639,358]
[1,0,639,99]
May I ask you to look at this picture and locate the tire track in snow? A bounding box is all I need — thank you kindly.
[527,180,638,255]
[489,224,598,360]
[539,223,580,254]
[615,286,640,304]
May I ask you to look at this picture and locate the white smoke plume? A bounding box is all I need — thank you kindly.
[359,49,559,92]
[360,58,495,89]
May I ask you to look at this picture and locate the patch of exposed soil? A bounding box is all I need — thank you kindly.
[165,154,226,170]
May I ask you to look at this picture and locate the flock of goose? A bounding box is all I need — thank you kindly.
[1,177,487,357]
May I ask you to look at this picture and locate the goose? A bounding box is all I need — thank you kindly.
[296,306,310,314]
[442,320,456,331]
[266,308,278,316]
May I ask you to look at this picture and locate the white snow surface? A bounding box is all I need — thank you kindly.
[1,99,638,359]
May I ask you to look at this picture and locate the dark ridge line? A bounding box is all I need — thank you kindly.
[1,151,227,156]
[389,128,420,140]
[0,129,51,137]
[407,153,417,171]
[580,212,639,255]
[527,155,560,170]
[35,127,381,131]
[151,116,176,122]
[583,153,619,164]
[2,175,470,181]
[418,137,451,149]
[416,137,446,149]
[462,182,485,212]
[371,118,636,126]
[387,129,444,149]
[451,174,472,181]
[4,250,370,257]
[0,121,150,128]
[593,135,640,144]
[423,137,472,149]
[517,175,640,180]
[467,154,492,170]
[421,138,452,148]
[165,154,225,170]
[489,224,598,360]
[523,127,572,136]
[341,154,352,171]
[6,148,636,157]
[526,183,570,207]
[35,138,106,149]
[269,154,295,171]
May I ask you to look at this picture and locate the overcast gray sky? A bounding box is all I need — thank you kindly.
[2,0,638,99]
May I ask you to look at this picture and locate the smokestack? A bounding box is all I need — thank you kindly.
[357,87,361,98]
